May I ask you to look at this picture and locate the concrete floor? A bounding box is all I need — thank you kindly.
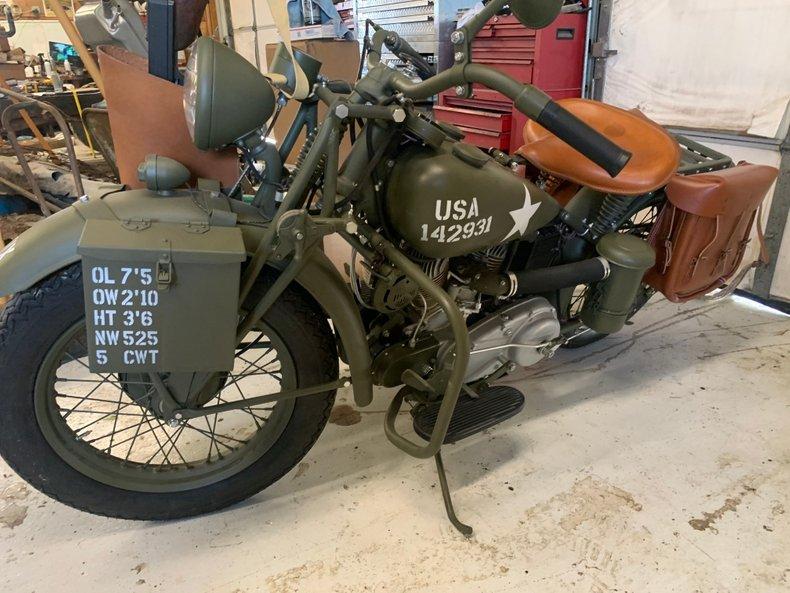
[1,295,789,593]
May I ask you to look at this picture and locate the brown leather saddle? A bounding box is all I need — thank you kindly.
[516,98,779,302]
[516,98,680,196]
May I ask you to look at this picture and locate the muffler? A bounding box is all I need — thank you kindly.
[580,233,656,334]
[480,234,654,335]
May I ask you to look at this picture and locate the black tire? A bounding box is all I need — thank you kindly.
[0,263,339,520]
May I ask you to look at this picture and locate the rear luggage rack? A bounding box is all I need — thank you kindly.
[674,134,734,175]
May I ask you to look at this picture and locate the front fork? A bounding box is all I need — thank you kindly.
[155,103,476,534]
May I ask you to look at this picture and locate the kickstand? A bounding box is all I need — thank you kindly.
[434,451,473,537]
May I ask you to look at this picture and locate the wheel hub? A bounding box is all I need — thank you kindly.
[119,372,229,419]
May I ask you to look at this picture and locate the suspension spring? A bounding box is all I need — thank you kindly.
[590,194,632,238]
[286,127,326,191]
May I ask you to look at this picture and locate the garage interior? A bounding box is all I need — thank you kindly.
[0,0,788,592]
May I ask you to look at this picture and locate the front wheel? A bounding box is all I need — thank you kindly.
[0,264,339,520]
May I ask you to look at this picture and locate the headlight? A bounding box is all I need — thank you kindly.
[183,37,275,151]
[183,44,199,142]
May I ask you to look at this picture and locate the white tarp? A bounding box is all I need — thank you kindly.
[602,0,790,138]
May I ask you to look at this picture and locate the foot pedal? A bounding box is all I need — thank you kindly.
[413,385,525,444]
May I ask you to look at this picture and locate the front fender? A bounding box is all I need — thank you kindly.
[0,193,374,407]
[0,206,84,296]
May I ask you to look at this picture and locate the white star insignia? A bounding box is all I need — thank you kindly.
[503,185,541,241]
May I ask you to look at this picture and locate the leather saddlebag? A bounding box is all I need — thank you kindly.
[645,163,778,302]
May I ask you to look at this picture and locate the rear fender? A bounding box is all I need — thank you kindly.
[0,193,374,407]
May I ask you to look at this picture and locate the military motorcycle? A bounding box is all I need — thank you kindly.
[0,0,777,535]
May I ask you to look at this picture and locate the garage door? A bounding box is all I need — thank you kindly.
[591,0,790,302]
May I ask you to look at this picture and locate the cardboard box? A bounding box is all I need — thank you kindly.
[0,62,27,81]
[265,40,359,165]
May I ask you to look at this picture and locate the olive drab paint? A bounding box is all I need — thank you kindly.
[78,218,246,373]
[509,0,563,30]
[385,142,560,258]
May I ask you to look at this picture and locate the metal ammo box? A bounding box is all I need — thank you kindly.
[77,218,246,373]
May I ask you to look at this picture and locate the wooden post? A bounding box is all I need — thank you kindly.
[44,0,106,95]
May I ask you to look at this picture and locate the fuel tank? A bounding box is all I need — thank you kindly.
[385,141,559,258]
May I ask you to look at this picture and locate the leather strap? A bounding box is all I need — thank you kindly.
[704,202,769,301]
[265,0,310,100]
[755,202,770,265]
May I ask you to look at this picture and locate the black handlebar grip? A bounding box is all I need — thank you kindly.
[326,79,353,94]
[535,101,632,178]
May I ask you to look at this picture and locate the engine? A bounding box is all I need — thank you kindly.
[439,297,560,382]
[354,242,562,385]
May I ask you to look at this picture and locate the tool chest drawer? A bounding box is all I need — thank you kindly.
[477,14,538,39]
[434,7,588,156]
[473,38,537,62]
[455,127,511,151]
[472,60,534,85]
[439,88,512,112]
[433,106,512,133]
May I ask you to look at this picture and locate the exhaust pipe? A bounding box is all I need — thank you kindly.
[509,257,610,296]
[473,234,655,336]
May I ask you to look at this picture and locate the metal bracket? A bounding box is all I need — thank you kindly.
[588,0,616,99]
[451,27,472,98]
[121,218,152,231]
[590,40,618,60]
[183,220,210,234]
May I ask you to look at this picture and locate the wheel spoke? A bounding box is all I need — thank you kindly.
[47,323,295,478]
[73,388,155,436]
[157,424,189,466]
[204,415,223,461]
[182,422,249,447]
[123,400,149,463]
[55,393,150,406]
[55,378,153,386]
[59,372,122,419]
[57,408,147,417]
[142,416,173,466]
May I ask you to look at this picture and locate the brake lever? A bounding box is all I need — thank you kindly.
[384,32,435,80]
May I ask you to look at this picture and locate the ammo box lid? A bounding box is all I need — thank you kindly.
[77,219,247,264]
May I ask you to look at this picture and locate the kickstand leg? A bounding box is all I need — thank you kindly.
[434,451,473,537]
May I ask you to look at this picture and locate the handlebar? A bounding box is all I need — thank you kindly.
[385,63,631,178]
[359,18,632,178]
[533,101,631,177]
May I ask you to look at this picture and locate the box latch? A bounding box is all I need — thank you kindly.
[156,238,172,290]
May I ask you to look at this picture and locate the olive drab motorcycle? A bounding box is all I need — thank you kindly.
[0,0,777,535]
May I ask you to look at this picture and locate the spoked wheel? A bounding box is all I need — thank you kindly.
[37,322,295,492]
[0,264,338,519]
[617,203,661,240]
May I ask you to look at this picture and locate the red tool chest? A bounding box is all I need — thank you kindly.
[435,9,588,155]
